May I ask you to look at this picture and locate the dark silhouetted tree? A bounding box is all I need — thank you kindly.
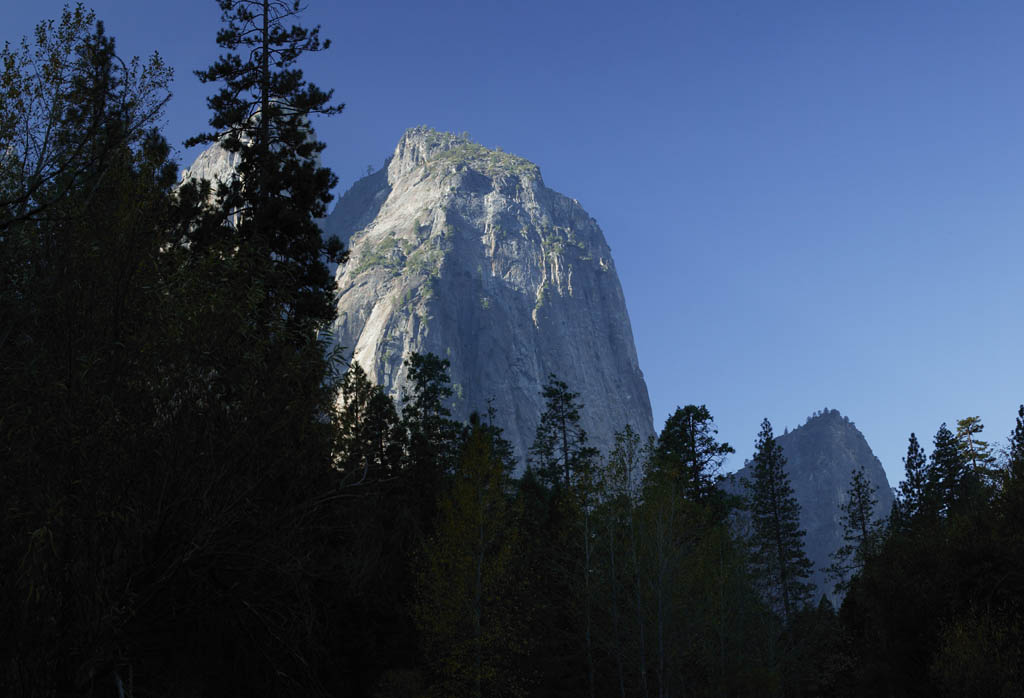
[929,423,968,516]
[186,0,345,335]
[416,415,526,698]
[826,466,884,596]
[653,404,734,503]
[892,432,930,530]
[529,375,598,491]
[746,418,815,624]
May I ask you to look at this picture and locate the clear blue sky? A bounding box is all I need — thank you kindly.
[7,0,1024,486]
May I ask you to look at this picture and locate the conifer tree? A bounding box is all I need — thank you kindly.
[528,375,599,697]
[416,415,525,698]
[893,432,930,528]
[187,0,345,334]
[929,423,967,516]
[746,418,815,624]
[653,404,734,502]
[956,416,997,482]
[600,425,649,697]
[401,352,463,539]
[826,466,884,596]
[999,405,1024,519]
[1007,406,1024,483]
[529,375,598,490]
[336,361,405,484]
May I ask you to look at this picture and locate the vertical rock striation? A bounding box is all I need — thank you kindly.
[325,127,654,464]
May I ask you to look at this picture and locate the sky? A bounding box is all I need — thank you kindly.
[6,0,1024,486]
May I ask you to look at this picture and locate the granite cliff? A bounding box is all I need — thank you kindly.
[323,127,655,463]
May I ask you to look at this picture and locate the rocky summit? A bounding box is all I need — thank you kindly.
[727,409,894,602]
[324,127,655,464]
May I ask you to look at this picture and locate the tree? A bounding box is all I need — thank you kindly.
[416,415,526,698]
[2,6,358,695]
[929,423,969,516]
[1007,406,1024,483]
[746,418,815,624]
[826,466,884,596]
[956,416,997,484]
[1002,405,1024,515]
[529,374,598,491]
[401,352,464,539]
[892,432,931,530]
[186,0,345,334]
[527,375,599,697]
[0,12,187,694]
[599,425,649,698]
[335,361,405,484]
[653,404,734,503]
[1,5,171,229]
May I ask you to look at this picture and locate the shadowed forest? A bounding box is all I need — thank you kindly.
[2,5,1024,697]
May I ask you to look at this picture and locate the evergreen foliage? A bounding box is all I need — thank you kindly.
[416,416,527,698]
[893,432,930,529]
[929,422,978,516]
[956,416,997,474]
[185,0,345,335]
[1008,405,1024,482]
[528,374,598,491]
[746,419,815,624]
[653,404,734,502]
[826,467,884,596]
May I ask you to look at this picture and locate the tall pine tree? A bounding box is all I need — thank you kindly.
[746,418,815,624]
[186,0,345,335]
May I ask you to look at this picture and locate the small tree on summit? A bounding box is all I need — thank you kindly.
[746,418,815,624]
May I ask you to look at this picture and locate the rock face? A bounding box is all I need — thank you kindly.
[324,127,654,464]
[728,409,894,601]
[179,142,240,187]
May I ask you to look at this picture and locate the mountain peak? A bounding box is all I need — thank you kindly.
[389,126,540,181]
[326,127,652,465]
[729,408,894,603]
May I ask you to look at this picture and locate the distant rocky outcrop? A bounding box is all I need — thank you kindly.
[324,127,655,464]
[179,142,240,188]
[727,409,894,602]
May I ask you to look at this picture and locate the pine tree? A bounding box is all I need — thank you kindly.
[929,423,967,516]
[746,418,815,624]
[956,416,997,484]
[599,425,649,697]
[653,404,734,502]
[527,375,599,697]
[999,405,1024,522]
[893,432,931,529]
[826,466,884,596]
[528,375,598,491]
[186,0,345,335]
[401,352,463,540]
[416,415,525,698]
[336,361,405,484]
[1007,406,1024,484]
